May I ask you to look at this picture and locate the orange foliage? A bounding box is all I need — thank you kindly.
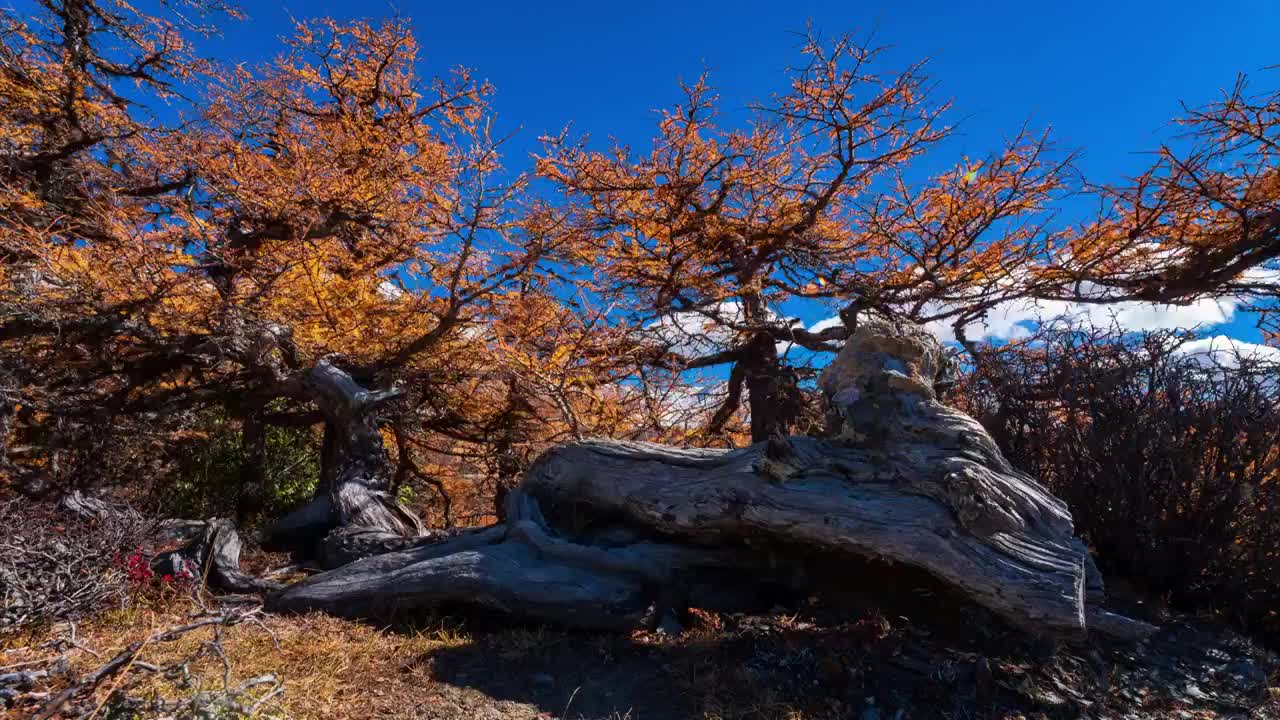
[539,31,1071,440]
[1033,74,1280,338]
[1,2,1275,521]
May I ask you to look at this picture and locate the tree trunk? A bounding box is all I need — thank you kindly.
[740,291,788,443]
[491,378,529,522]
[740,335,806,443]
[262,359,428,567]
[235,409,266,526]
[267,319,1154,642]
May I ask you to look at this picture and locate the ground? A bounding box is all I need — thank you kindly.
[2,503,1278,719]
[5,577,1279,719]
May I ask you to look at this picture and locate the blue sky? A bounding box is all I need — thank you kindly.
[13,0,1275,346]
[205,0,1276,347]
[208,0,1278,178]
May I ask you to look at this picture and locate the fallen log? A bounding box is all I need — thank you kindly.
[153,518,282,594]
[268,316,1153,641]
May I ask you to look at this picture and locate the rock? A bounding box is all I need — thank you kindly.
[1222,658,1267,692]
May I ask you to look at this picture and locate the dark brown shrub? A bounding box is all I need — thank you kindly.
[0,496,149,633]
[954,326,1280,639]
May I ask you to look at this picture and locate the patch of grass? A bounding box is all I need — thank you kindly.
[11,593,1279,720]
[15,596,477,719]
[402,619,473,649]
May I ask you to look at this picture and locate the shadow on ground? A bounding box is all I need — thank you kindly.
[397,583,1280,720]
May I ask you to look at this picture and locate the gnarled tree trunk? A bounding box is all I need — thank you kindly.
[263,359,432,568]
[268,319,1153,641]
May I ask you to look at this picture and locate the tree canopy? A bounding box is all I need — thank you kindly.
[2,0,1277,517]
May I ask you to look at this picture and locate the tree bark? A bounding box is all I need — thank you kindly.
[742,331,783,442]
[268,319,1153,642]
[262,359,426,566]
[154,518,282,594]
[235,409,266,526]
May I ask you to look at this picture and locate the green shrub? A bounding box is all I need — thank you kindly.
[161,410,320,529]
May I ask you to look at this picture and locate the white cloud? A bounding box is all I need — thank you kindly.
[1174,335,1280,369]
[645,302,741,357]
[1036,296,1236,334]
[1240,265,1280,286]
[705,279,1279,373]
[912,254,1278,344]
[806,293,1249,348]
[608,377,728,430]
[808,316,845,334]
[655,381,728,427]
[377,279,405,300]
[648,301,798,358]
[926,292,1241,345]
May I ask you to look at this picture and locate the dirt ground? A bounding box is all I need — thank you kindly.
[3,504,1279,719]
[6,583,1279,719]
[407,606,1280,720]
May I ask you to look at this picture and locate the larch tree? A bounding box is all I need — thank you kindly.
[0,3,1227,644]
[1032,74,1280,339]
[1,0,718,551]
[0,2,595,554]
[539,32,1072,443]
[1,0,223,490]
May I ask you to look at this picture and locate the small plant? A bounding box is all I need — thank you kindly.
[956,324,1280,641]
[161,407,321,529]
[117,546,195,596]
[122,546,154,586]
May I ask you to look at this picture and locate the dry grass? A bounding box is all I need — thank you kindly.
[7,586,1280,720]
[4,593,474,719]
[6,593,882,720]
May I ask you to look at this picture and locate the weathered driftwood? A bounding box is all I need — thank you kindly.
[269,318,1153,641]
[153,519,281,594]
[269,490,762,630]
[58,490,140,523]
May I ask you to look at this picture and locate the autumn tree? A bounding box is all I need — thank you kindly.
[393,287,724,523]
[0,1,596,552]
[1031,74,1279,339]
[540,32,1072,442]
[1,0,222,490]
[1,0,726,555]
[0,5,1186,642]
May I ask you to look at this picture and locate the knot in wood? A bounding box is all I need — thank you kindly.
[819,317,944,408]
